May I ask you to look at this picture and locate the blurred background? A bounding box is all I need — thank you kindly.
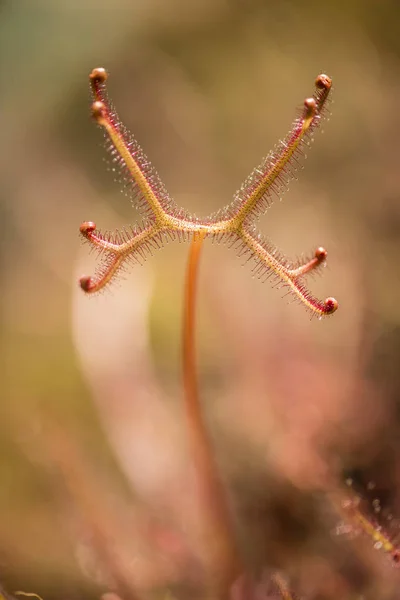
[2,0,400,598]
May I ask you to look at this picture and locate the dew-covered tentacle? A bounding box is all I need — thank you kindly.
[239,227,338,317]
[79,220,168,294]
[89,68,175,223]
[221,74,332,227]
[287,246,328,278]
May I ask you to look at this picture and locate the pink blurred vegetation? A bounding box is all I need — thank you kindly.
[2,1,400,599]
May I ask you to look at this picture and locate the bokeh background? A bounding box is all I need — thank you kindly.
[2,0,400,598]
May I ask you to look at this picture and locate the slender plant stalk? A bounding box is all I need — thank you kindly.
[183,232,206,429]
[183,232,240,598]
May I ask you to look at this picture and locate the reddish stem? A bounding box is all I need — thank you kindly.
[182,232,240,597]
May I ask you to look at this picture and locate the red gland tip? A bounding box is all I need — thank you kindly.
[315,246,328,261]
[315,73,332,91]
[80,276,94,293]
[304,97,317,117]
[80,221,96,236]
[324,297,338,314]
[89,67,108,84]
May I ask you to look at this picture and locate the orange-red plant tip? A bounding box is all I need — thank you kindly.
[324,297,338,314]
[304,97,317,116]
[80,221,96,236]
[91,101,107,123]
[89,67,108,83]
[316,73,332,90]
[315,246,328,261]
[79,276,94,292]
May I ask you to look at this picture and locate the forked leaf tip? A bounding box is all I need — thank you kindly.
[324,297,338,314]
[80,221,97,236]
[79,275,94,293]
[315,73,332,91]
[89,67,108,84]
[315,246,328,262]
[304,97,317,117]
[91,100,107,124]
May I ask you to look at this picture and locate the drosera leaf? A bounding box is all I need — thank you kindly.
[79,68,338,317]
